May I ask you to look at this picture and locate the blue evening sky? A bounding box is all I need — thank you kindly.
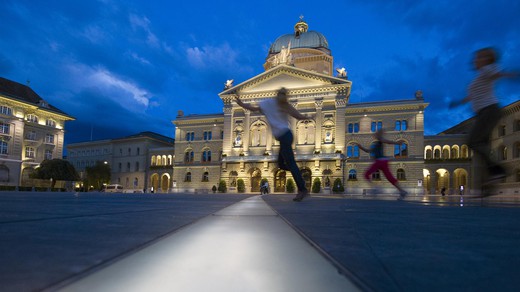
[1,0,519,145]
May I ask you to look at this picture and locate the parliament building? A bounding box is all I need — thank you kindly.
[172,19,429,195]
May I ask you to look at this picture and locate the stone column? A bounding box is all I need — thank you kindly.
[314,99,323,153]
[335,97,347,153]
[243,109,251,155]
[222,103,233,155]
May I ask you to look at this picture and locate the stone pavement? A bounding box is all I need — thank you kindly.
[1,191,520,291]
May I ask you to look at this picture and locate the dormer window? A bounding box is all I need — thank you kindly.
[46,119,56,127]
[38,100,49,108]
[26,114,38,123]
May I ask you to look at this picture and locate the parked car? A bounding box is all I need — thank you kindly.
[103,184,124,193]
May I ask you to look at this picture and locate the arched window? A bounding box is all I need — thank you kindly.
[162,155,167,165]
[425,149,433,159]
[442,147,450,159]
[156,155,162,166]
[168,155,173,165]
[250,121,267,146]
[151,156,156,166]
[184,150,194,163]
[397,169,406,181]
[347,144,360,158]
[394,142,408,158]
[371,170,381,181]
[202,150,212,162]
[461,145,469,158]
[451,146,459,159]
[202,172,209,182]
[348,169,357,180]
[297,120,315,145]
[185,172,192,182]
[434,149,441,159]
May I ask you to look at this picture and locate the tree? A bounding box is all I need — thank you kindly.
[312,177,321,193]
[332,178,345,193]
[237,178,245,193]
[85,161,111,190]
[31,159,80,188]
[286,178,295,193]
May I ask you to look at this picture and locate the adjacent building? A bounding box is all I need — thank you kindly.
[67,132,174,191]
[0,77,74,187]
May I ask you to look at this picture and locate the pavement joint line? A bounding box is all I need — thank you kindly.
[261,196,375,292]
[0,207,188,225]
[40,199,249,292]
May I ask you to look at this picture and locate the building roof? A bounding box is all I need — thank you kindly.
[268,19,330,56]
[0,77,74,118]
[113,131,175,144]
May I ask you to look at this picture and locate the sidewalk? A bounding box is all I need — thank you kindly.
[55,196,359,292]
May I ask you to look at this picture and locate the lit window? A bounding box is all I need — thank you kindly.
[347,144,360,158]
[348,169,357,180]
[25,147,35,158]
[26,114,38,123]
[45,134,55,144]
[0,123,9,135]
[46,119,56,127]
[0,141,8,154]
[0,106,12,116]
[371,170,381,180]
[394,142,408,158]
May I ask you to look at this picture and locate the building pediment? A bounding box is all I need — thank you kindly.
[219,65,351,102]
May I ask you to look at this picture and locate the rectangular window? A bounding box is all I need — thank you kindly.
[371,121,383,132]
[395,120,408,131]
[26,131,36,140]
[0,123,9,135]
[354,123,359,133]
[0,106,12,116]
[45,150,53,160]
[46,119,56,127]
[25,147,35,158]
[0,141,8,154]
[45,134,55,144]
[514,120,520,132]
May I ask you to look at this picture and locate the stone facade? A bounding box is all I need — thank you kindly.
[0,77,74,187]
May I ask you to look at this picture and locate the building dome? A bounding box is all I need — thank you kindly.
[268,18,330,56]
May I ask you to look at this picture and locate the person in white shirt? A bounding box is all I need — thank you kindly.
[450,47,518,185]
[234,87,312,201]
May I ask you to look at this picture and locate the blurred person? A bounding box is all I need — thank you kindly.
[450,47,519,186]
[234,88,312,202]
[355,129,408,199]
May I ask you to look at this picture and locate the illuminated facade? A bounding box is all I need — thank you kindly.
[0,77,74,187]
[172,19,428,194]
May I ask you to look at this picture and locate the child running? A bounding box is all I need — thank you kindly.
[355,129,408,199]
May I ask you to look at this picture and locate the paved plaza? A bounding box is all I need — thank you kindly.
[1,191,520,291]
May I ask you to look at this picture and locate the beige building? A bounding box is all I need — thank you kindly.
[425,100,520,195]
[172,19,428,194]
[67,132,174,191]
[0,77,74,187]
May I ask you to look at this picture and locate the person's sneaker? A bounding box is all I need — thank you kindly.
[293,191,309,202]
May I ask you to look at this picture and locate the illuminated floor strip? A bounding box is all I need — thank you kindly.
[58,196,359,292]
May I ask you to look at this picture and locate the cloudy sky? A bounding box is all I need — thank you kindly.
[1,0,519,145]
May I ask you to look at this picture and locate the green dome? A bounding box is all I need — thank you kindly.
[269,30,330,55]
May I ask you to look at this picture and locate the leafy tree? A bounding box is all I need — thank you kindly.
[237,178,245,193]
[312,177,321,193]
[31,159,80,188]
[218,179,227,193]
[286,178,295,193]
[332,178,345,193]
[85,161,111,190]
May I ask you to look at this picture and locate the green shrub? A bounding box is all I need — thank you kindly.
[312,178,321,193]
[286,178,295,193]
[218,179,227,193]
[212,185,217,193]
[332,178,345,193]
[237,179,245,193]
